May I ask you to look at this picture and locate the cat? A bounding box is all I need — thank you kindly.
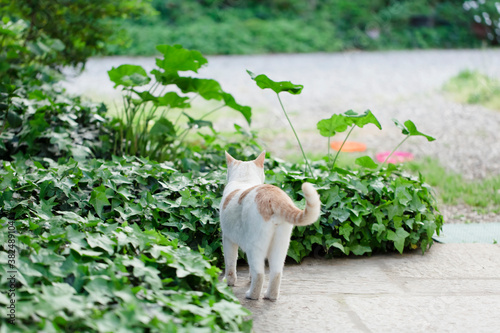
[219,151,321,300]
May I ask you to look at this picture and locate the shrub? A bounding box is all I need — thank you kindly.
[266,160,443,262]
[0,0,154,67]
[0,156,251,332]
[443,69,500,110]
[0,19,113,162]
[108,0,480,56]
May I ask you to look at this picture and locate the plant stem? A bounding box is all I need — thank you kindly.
[327,135,331,166]
[277,94,314,178]
[331,126,355,169]
[200,104,225,120]
[378,135,410,170]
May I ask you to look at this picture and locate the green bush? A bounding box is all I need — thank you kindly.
[0,19,112,162]
[0,0,154,67]
[443,69,500,110]
[266,160,443,262]
[0,157,251,332]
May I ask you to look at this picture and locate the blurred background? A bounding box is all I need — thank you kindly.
[3,0,500,223]
[107,0,500,56]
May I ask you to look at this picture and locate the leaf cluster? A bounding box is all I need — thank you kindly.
[265,160,444,262]
[0,19,112,162]
[0,0,154,67]
[110,0,481,56]
[0,156,251,332]
[108,44,252,162]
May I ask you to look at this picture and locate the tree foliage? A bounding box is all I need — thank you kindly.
[0,0,153,67]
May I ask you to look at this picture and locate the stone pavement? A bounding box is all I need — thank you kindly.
[231,243,500,333]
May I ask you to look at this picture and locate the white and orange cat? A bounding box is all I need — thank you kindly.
[220,151,321,300]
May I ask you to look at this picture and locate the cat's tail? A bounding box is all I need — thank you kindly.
[292,182,321,226]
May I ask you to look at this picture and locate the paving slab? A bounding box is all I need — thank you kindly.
[230,243,500,333]
[433,223,500,244]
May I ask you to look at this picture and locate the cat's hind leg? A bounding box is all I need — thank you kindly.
[223,236,239,286]
[265,224,293,301]
[245,250,265,300]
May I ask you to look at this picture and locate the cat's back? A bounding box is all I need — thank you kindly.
[220,183,297,223]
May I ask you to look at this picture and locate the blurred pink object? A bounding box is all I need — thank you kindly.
[376,151,414,164]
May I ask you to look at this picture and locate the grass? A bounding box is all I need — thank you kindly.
[443,69,500,111]
[405,157,500,213]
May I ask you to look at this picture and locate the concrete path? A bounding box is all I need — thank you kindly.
[231,244,500,332]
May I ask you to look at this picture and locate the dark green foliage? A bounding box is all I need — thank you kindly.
[463,0,500,44]
[0,19,112,162]
[264,160,443,262]
[109,0,482,56]
[0,0,153,67]
[0,156,252,332]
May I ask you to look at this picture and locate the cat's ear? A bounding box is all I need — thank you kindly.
[254,151,266,168]
[225,151,236,166]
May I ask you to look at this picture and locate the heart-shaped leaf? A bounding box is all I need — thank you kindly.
[175,77,223,101]
[247,70,303,95]
[317,114,349,137]
[89,185,110,218]
[155,44,208,73]
[156,92,190,109]
[355,156,378,169]
[393,119,435,141]
[344,110,382,129]
[108,65,151,88]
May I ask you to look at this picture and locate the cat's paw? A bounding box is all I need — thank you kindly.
[245,289,260,300]
[225,272,237,286]
[264,292,278,301]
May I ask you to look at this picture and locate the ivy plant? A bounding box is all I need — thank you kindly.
[0,156,252,332]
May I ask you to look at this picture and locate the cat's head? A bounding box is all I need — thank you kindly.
[225,151,266,184]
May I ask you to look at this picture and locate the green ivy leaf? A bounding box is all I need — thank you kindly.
[247,70,303,95]
[355,156,378,169]
[89,185,110,218]
[387,228,410,254]
[86,233,116,255]
[349,243,372,255]
[6,110,22,128]
[339,222,354,241]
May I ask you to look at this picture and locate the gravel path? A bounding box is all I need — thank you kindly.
[62,49,500,222]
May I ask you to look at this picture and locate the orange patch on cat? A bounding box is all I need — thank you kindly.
[255,185,302,222]
[238,185,259,204]
[223,189,241,210]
